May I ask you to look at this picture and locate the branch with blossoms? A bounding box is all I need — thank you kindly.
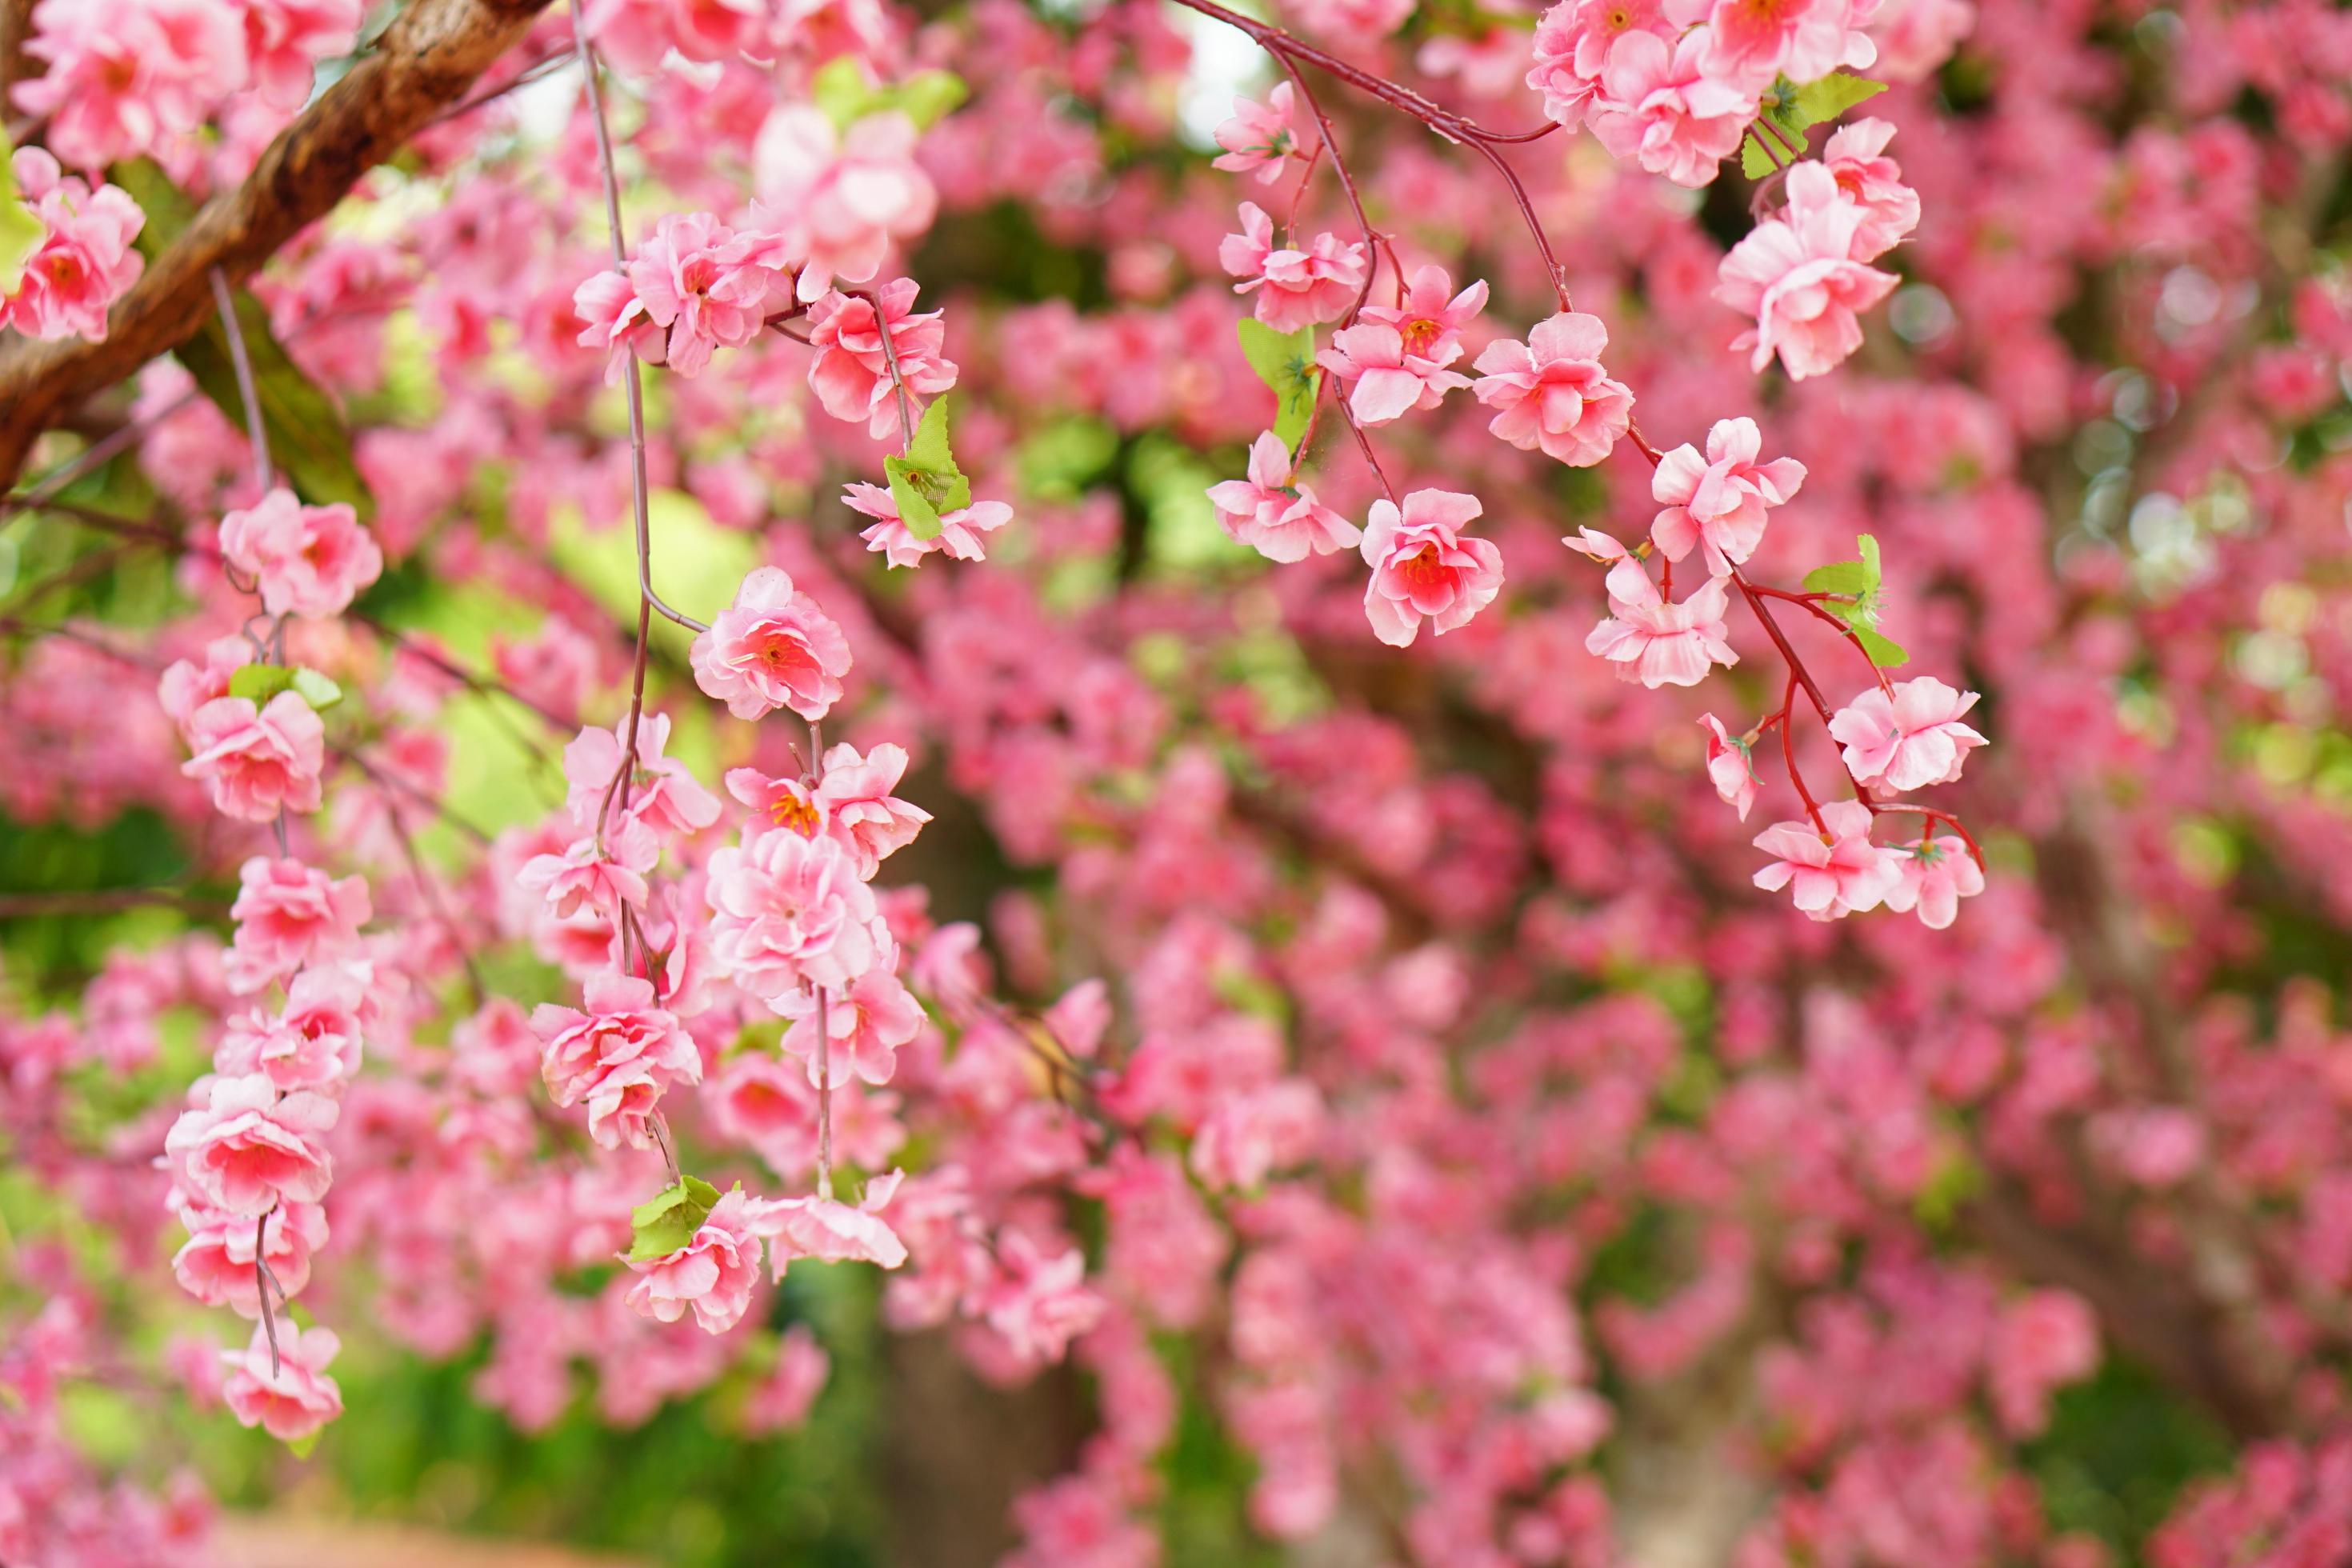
[1186,0,1990,928]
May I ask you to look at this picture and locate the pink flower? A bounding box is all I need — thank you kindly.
[1883,834,1985,928]
[1819,118,1922,262]
[1570,532,1740,687]
[517,817,659,921]
[1588,28,1758,189]
[1695,0,1879,88]
[1218,203,1369,333]
[180,691,326,822]
[1750,798,1902,919]
[1214,83,1310,185]
[623,212,792,378]
[158,635,252,726]
[623,1188,764,1334]
[1471,312,1633,466]
[690,566,854,722]
[217,487,384,618]
[1989,1290,2098,1438]
[813,741,931,877]
[742,1325,830,1433]
[978,1232,1105,1362]
[0,150,145,343]
[1205,432,1362,564]
[170,1195,327,1317]
[13,0,248,170]
[1317,322,1472,424]
[1526,0,1673,128]
[778,962,925,1087]
[1357,265,1487,363]
[1190,1081,1323,1190]
[1866,0,1973,83]
[220,1321,342,1442]
[1699,715,1759,819]
[726,765,825,839]
[804,280,958,442]
[706,828,884,997]
[1826,676,1986,790]
[582,0,767,74]
[842,482,1010,570]
[1358,487,1506,648]
[533,972,702,1151]
[748,1170,910,1274]
[754,107,938,302]
[240,0,362,111]
[225,856,370,994]
[573,267,664,384]
[1649,417,1807,575]
[562,713,721,839]
[165,1074,338,1217]
[1715,162,1900,379]
[214,965,367,1093]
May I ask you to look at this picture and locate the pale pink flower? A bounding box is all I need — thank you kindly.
[804,280,958,442]
[562,713,721,839]
[754,107,938,302]
[1819,118,1922,262]
[1317,322,1471,424]
[1190,1081,1323,1190]
[1699,714,1760,820]
[1715,162,1901,379]
[707,1048,819,1158]
[689,566,854,722]
[1570,531,1741,687]
[572,267,664,384]
[842,482,1010,570]
[225,856,370,994]
[217,487,384,618]
[220,1321,342,1442]
[726,765,825,839]
[1213,83,1310,185]
[1865,0,1974,83]
[1883,834,1985,929]
[1826,676,1986,790]
[1695,0,1879,88]
[623,1187,764,1334]
[812,741,931,877]
[158,635,253,727]
[623,212,793,378]
[1588,28,1758,189]
[0,150,145,343]
[742,1325,830,1433]
[1527,0,1674,127]
[1471,311,1633,466]
[533,972,702,1151]
[165,1073,338,1217]
[1358,488,1506,648]
[14,0,248,170]
[180,691,326,822]
[978,1232,1104,1362]
[214,965,367,1093]
[518,817,659,922]
[583,0,767,74]
[1205,432,1361,565]
[778,962,925,1087]
[1989,1290,2098,1438]
[1750,798,1902,919]
[1648,416,1806,575]
[170,1194,327,1317]
[749,1169,910,1274]
[240,0,362,110]
[1357,265,1487,363]
[1218,203,1369,333]
[706,827,884,997]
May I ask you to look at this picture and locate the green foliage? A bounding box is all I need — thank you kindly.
[810,57,968,131]
[883,396,971,542]
[2025,1357,2235,1556]
[110,160,373,517]
[1235,318,1322,454]
[226,664,343,710]
[1740,71,1889,178]
[0,127,43,297]
[1803,534,1910,667]
[629,1175,726,1262]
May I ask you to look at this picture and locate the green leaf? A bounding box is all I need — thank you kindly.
[1787,71,1888,130]
[884,463,946,543]
[1235,318,1322,454]
[1851,626,1910,668]
[1741,133,1779,182]
[0,128,43,298]
[1802,533,1884,598]
[890,70,968,131]
[290,667,343,710]
[810,59,966,132]
[227,664,298,704]
[810,56,873,130]
[881,396,970,541]
[286,1430,321,1461]
[109,160,372,518]
[627,1175,722,1262]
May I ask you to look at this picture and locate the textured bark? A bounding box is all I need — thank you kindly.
[0,0,553,486]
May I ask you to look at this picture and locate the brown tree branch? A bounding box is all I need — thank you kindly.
[0,0,554,486]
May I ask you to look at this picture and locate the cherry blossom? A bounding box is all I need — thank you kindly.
[1884,834,1986,929]
[1316,321,1472,424]
[1471,311,1634,466]
[1588,27,1758,189]
[754,107,938,302]
[0,150,146,342]
[842,482,1010,568]
[750,1170,911,1271]
[1648,417,1806,575]
[805,280,959,442]
[1699,714,1760,819]
[623,1188,766,1334]
[1358,487,1506,647]
[178,691,326,822]
[165,1074,338,1217]
[532,973,702,1150]
[690,566,854,722]
[1750,799,1902,919]
[1818,117,1922,262]
[1218,202,1370,333]
[1715,161,1902,379]
[706,827,884,996]
[1205,431,1362,564]
[224,857,370,994]
[1213,82,1309,185]
[1826,676,1986,791]
[217,488,383,619]
[219,1322,343,1442]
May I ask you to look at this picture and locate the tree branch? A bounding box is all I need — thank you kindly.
[0,0,554,486]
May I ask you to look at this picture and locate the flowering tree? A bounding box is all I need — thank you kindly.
[3,0,2352,1561]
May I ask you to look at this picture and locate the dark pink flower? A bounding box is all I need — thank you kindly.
[804,278,958,442]
[0,149,145,342]
[225,856,370,994]
[531,971,702,1152]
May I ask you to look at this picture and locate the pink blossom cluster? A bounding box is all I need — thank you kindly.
[1,150,146,343]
